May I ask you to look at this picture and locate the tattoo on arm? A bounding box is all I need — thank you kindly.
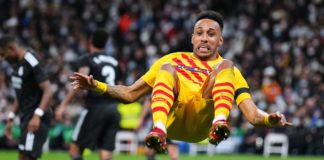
[105,83,151,103]
[107,85,130,101]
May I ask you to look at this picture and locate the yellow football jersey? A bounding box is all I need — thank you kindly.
[142,52,251,142]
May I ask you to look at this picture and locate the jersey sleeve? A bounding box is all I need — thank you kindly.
[32,61,49,83]
[233,67,252,105]
[141,55,170,87]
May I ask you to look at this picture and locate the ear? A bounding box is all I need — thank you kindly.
[218,36,224,46]
[191,33,194,45]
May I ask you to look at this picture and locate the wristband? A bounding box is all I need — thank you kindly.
[34,108,44,117]
[264,114,271,126]
[8,111,15,120]
[95,80,108,94]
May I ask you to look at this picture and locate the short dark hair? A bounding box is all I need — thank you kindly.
[195,10,224,31]
[0,35,16,49]
[90,29,109,49]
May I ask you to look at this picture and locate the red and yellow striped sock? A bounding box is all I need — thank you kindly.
[212,68,235,123]
[151,70,175,133]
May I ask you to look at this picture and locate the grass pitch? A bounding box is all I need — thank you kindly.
[1,150,324,160]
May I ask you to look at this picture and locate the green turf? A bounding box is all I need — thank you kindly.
[0,150,323,160]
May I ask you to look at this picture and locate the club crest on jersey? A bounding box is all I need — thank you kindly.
[18,66,24,76]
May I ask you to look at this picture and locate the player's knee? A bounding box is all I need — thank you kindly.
[159,62,176,75]
[213,59,233,72]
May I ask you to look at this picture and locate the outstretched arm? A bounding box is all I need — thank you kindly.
[238,99,292,127]
[70,72,152,103]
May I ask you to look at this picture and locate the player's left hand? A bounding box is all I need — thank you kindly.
[268,112,292,127]
[28,115,41,133]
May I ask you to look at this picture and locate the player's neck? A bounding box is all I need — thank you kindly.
[90,46,103,54]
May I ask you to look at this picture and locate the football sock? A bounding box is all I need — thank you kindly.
[151,70,175,133]
[212,68,235,123]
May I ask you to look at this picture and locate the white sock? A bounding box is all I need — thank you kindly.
[155,121,167,134]
[212,114,227,124]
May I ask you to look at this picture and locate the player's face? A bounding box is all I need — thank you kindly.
[0,45,18,63]
[192,19,223,61]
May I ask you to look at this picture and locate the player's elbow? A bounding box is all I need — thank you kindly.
[247,116,263,126]
[119,88,138,104]
[119,95,137,104]
[46,84,54,100]
[49,87,54,98]
[41,81,54,99]
[249,118,259,126]
[121,100,134,104]
[243,111,261,126]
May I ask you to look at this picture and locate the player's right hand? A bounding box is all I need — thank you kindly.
[70,72,97,91]
[5,121,13,140]
[28,115,41,133]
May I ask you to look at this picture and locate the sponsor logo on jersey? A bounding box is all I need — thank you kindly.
[11,76,22,89]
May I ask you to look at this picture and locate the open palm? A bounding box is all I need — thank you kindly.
[69,72,97,91]
[268,112,292,127]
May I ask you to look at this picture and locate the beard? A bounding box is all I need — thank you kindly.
[6,57,18,64]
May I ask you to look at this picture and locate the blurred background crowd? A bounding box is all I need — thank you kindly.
[0,0,323,155]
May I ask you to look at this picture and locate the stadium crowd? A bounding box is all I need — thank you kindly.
[0,0,323,155]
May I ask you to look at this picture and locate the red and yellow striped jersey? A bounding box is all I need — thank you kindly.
[142,52,251,105]
[141,52,252,142]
